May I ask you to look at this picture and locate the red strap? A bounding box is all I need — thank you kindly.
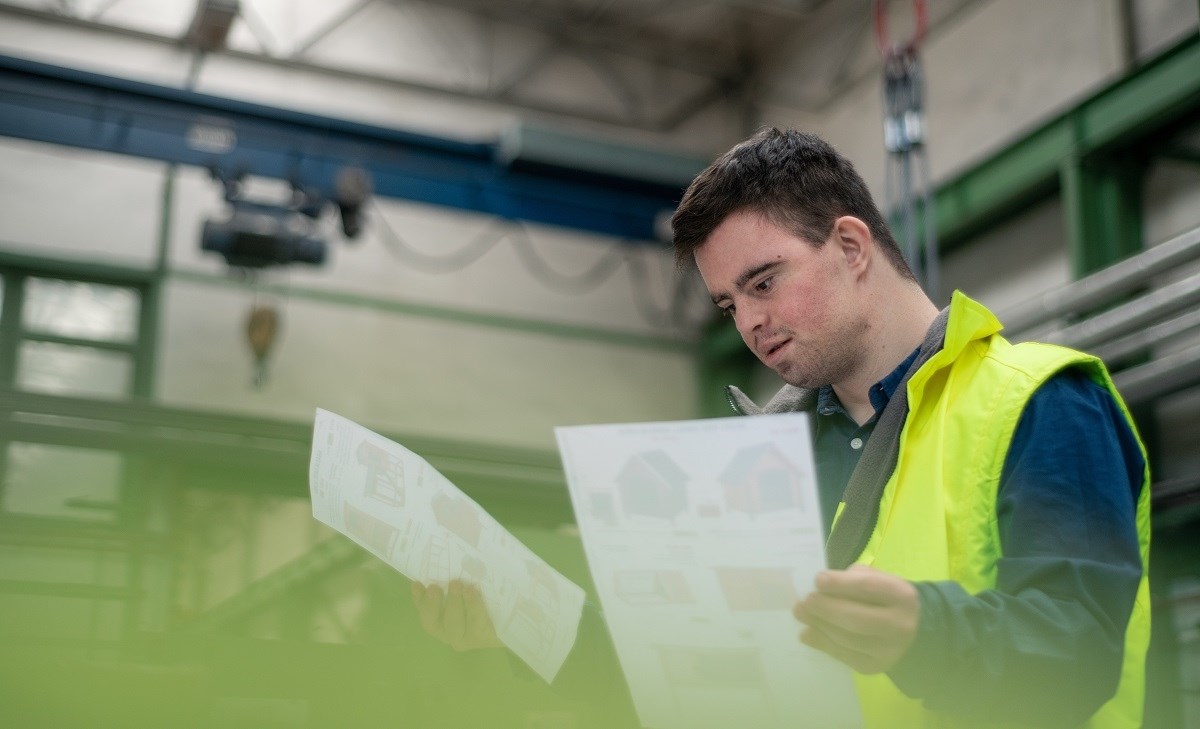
[873,0,928,57]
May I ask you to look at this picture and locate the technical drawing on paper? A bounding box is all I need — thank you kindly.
[342,502,399,558]
[713,567,796,611]
[357,440,405,506]
[309,408,585,685]
[555,414,863,729]
[658,644,777,725]
[614,570,694,606]
[502,560,563,662]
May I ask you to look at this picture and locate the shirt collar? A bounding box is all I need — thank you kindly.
[815,346,921,419]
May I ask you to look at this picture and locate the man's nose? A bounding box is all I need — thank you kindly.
[734,299,767,336]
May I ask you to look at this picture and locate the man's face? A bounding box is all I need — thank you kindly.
[693,209,868,389]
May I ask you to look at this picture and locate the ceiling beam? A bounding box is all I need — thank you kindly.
[0,53,685,240]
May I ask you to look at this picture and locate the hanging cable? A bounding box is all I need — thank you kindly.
[371,201,509,273]
[875,0,938,300]
[369,199,707,329]
[371,199,626,292]
[507,222,629,295]
[625,251,677,330]
[626,252,714,332]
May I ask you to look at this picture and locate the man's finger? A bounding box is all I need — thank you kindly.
[797,605,890,655]
[417,583,445,637]
[444,581,467,649]
[813,566,914,605]
[801,592,909,637]
[462,585,491,632]
[799,626,884,674]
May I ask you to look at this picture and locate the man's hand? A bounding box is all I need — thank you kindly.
[411,579,504,652]
[792,564,919,674]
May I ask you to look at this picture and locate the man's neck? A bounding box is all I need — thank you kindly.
[834,282,940,426]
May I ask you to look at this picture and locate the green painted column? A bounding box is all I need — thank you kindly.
[1061,150,1147,278]
[132,163,176,400]
[0,274,24,387]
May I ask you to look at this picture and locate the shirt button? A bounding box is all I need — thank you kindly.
[850,437,863,450]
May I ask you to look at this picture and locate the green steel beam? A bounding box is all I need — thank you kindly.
[0,248,156,287]
[935,122,1071,247]
[0,389,573,523]
[20,330,137,353]
[936,34,1200,248]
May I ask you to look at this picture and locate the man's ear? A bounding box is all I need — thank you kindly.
[832,216,873,276]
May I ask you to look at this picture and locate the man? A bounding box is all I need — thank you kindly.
[672,128,1149,728]
[416,128,1150,729]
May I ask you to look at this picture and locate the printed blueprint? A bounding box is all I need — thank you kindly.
[309,408,584,683]
[555,413,862,729]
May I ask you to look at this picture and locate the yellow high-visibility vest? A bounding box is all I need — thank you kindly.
[846,291,1151,729]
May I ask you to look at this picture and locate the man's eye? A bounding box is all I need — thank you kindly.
[754,276,775,293]
[719,305,735,318]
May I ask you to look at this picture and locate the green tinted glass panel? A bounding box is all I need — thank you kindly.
[16,341,132,398]
[3,442,123,522]
[22,277,138,343]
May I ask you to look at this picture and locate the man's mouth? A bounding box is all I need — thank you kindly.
[761,339,791,362]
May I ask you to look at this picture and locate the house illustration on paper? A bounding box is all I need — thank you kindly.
[719,443,806,516]
[588,490,618,526]
[615,450,689,520]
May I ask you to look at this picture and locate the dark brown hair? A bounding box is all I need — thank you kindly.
[671,127,915,281]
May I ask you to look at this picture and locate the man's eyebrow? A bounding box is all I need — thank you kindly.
[735,261,782,291]
[710,261,782,304]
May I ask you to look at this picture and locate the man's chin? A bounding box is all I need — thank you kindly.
[776,367,812,389]
[775,365,830,390]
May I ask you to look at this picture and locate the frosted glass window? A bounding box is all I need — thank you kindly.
[3,443,123,522]
[22,277,138,343]
[16,341,132,398]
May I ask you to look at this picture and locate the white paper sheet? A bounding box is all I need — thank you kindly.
[309,408,585,683]
[555,413,862,729]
